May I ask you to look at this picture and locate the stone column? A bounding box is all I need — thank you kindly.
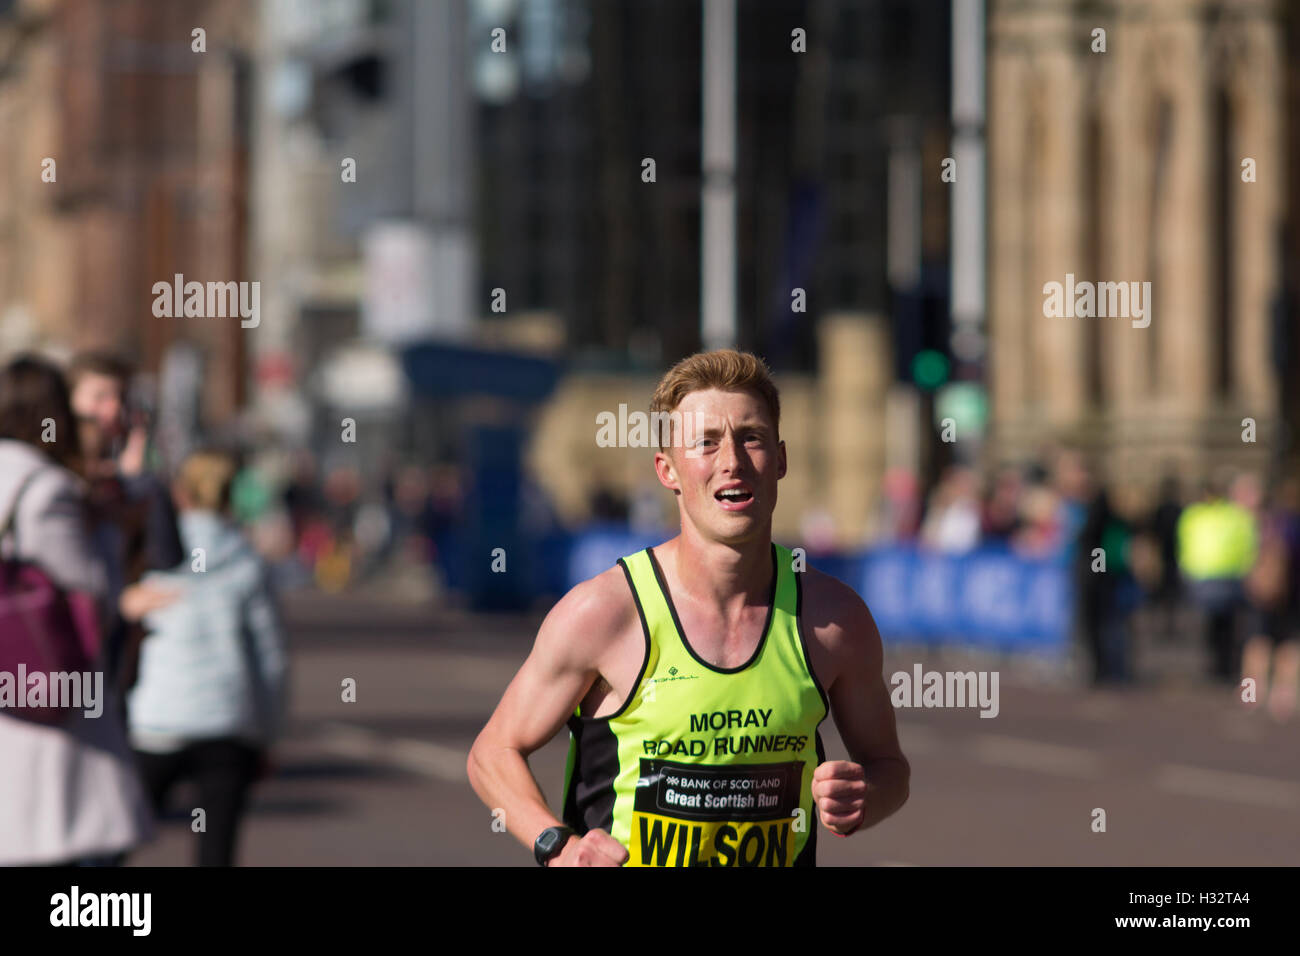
[1033,28,1087,430]
[1229,21,1283,415]
[1154,18,1214,419]
[986,31,1030,447]
[1104,10,1153,424]
[818,314,889,550]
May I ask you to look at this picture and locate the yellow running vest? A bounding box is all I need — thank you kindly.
[561,542,830,867]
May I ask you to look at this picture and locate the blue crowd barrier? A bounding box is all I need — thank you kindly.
[854,544,1074,652]
[539,530,1075,654]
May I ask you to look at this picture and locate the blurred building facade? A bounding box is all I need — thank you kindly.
[11,0,1293,546]
[986,0,1292,496]
[248,0,952,547]
[1286,0,1300,467]
[0,0,254,426]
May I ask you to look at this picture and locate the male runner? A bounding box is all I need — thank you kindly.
[467,349,909,866]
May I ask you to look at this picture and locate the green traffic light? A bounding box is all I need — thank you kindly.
[911,349,950,390]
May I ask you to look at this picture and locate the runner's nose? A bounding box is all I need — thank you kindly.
[716,432,746,476]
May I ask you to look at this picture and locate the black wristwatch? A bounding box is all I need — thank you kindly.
[534,825,575,866]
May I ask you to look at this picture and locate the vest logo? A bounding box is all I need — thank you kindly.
[646,667,699,685]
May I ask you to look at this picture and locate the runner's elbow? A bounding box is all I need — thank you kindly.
[466,734,502,792]
[467,732,529,786]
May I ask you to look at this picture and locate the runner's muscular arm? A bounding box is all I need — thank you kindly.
[467,567,632,865]
[806,570,910,834]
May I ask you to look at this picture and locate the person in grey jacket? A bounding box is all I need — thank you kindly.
[0,355,155,866]
[128,448,288,866]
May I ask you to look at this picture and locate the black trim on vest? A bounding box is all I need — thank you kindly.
[792,572,830,868]
[794,569,831,717]
[646,543,778,675]
[562,556,654,834]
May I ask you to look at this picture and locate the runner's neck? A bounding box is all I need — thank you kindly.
[659,534,775,619]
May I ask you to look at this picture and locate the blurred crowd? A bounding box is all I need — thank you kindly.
[243,454,467,598]
[867,452,1299,716]
[3,349,1295,867]
[0,352,285,867]
[0,348,502,866]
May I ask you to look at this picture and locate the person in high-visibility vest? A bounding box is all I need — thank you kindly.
[1177,476,1258,683]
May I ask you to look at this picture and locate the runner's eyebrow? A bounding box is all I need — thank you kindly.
[692,421,770,437]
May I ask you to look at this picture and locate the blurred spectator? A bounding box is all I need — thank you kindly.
[282,449,321,546]
[230,460,274,526]
[68,351,183,694]
[1146,474,1185,641]
[423,464,465,589]
[322,464,362,537]
[69,352,183,574]
[129,449,289,866]
[876,467,922,543]
[308,463,363,591]
[981,467,1023,543]
[1051,449,1092,555]
[353,496,393,577]
[390,463,434,557]
[920,466,981,553]
[1241,477,1300,720]
[1075,485,1140,684]
[1013,482,1066,557]
[0,354,154,866]
[426,464,464,543]
[1178,474,1258,683]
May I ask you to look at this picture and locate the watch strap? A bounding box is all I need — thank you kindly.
[534,825,575,866]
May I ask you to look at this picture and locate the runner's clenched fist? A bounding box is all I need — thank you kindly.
[547,828,629,867]
[812,760,868,836]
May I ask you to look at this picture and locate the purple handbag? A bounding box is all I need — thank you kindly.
[0,467,102,726]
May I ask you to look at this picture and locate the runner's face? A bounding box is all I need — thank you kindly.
[656,388,785,544]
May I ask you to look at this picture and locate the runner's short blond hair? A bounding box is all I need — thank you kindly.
[649,349,781,450]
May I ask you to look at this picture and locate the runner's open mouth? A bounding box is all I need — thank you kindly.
[715,488,753,502]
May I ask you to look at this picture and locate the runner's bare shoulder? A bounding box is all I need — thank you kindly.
[798,565,881,674]
[533,563,640,672]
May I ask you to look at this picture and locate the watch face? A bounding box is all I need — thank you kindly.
[539,831,557,852]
